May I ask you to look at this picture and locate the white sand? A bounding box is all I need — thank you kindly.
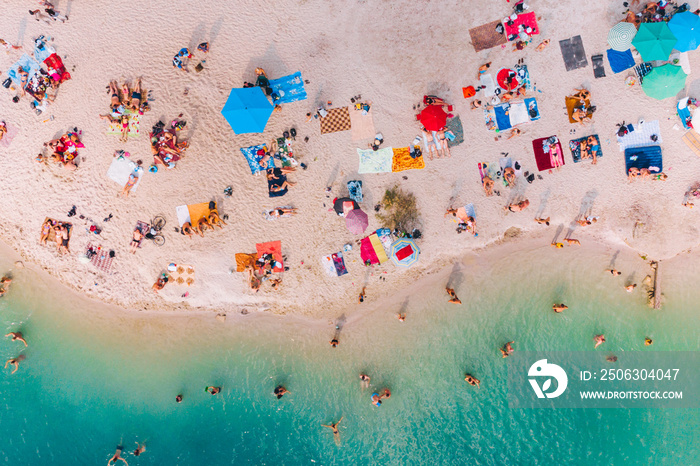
[0,0,699,319]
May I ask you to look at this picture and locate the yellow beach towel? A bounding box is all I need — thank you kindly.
[392,147,425,172]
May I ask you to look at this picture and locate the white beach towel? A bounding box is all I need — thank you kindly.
[617,120,662,151]
[480,74,497,98]
[106,157,143,192]
[175,205,191,227]
[508,102,530,126]
[321,254,338,277]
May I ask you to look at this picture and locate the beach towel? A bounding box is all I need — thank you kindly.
[43,53,70,83]
[487,100,537,131]
[268,71,307,104]
[569,134,602,163]
[7,54,41,87]
[682,129,700,157]
[524,97,540,120]
[634,63,653,83]
[358,147,393,174]
[565,96,592,124]
[617,120,661,151]
[321,252,348,277]
[107,157,143,192]
[272,137,297,168]
[469,20,507,52]
[320,107,351,134]
[559,36,588,71]
[0,123,18,149]
[107,110,142,138]
[360,232,389,265]
[504,12,539,40]
[347,180,363,203]
[267,168,288,198]
[592,54,606,78]
[188,202,211,227]
[606,49,635,74]
[392,147,425,172]
[132,221,149,249]
[175,205,191,227]
[445,116,464,147]
[678,98,693,129]
[256,241,283,272]
[170,264,196,286]
[478,161,502,183]
[235,253,257,272]
[33,39,55,63]
[349,106,376,141]
[532,136,565,171]
[376,228,394,253]
[240,144,273,175]
[480,73,497,98]
[41,218,71,246]
[86,243,114,273]
[514,64,532,90]
[625,145,662,174]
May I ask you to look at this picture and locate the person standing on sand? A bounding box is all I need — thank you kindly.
[358,287,366,303]
[108,446,128,465]
[594,334,606,349]
[396,313,406,321]
[552,304,568,313]
[205,386,221,395]
[535,217,550,226]
[500,341,515,358]
[322,417,343,446]
[5,332,27,347]
[446,287,462,304]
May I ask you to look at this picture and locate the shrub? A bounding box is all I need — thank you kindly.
[376,185,420,234]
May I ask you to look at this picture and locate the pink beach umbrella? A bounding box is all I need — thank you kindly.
[345,209,369,235]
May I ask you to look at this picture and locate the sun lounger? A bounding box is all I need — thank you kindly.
[240,144,273,175]
[682,129,700,156]
[559,36,588,71]
[469,20,507,52]
[256,241,283,272]
[268,71,307,104]
[532,136,565,171]
[107,156,143,191]
[349,106,376,141]
[391,147,424,172]
[569,134,602,163]
[357,147,393,174]
[625,145,662,174]
[617,120,661,151]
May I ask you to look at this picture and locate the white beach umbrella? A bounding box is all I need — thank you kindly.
[608,22,637,52]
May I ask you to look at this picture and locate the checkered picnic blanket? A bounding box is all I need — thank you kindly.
[86,243,114,273]
[320,107,351,134]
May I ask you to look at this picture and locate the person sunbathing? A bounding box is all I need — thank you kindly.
[482,176,494,196]
[507,128,522,139]
[129,229,144,254]
[58,225,70,254]
[17,66,29,93]
[477,62,491,78]
[121,82,130,103]
[107,81,121,109]
[40,218,52,244]
[152,275,168,292]
[500,91,515,103]
[249,270,262,292]
[516,85,527,97]
[181,222,195,238]
[470,100,482,110]
[572,108,589,124]
[196,217,211,235]
[422,131,438,160]
[119,115,130,142]
[0,121,7,142]
[504,167,516,186]
[506,199,529,212]
[535,39,550,51]
[628,167,640,181]
[271,207,297,217]
[572,88,591,101]
[130,78,142,111]
[640,168,651,180]
[436,131,451,158]
[208,211,227,229]
[121,173,138,197]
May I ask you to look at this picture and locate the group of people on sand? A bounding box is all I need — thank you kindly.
[444,208,477,236]
[624,0,688,26]
[100,79,150,141]
[245,253,283,293]
[419,96,453,160]
[149,119,189,170]
[569,88,596,124]
[36,129,84,170]
[181,212,227,240]
[40,218,70,254]
[628,168,667,181]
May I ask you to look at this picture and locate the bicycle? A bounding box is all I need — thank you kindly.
[145,215,166,246]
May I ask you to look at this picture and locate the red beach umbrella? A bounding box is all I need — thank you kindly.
[345,209,369,235]
[418,105,448,131]
[497,68,519,91]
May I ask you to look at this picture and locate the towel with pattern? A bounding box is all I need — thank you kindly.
[107,110,142,138]
[7,54,41,88]
[617,120,661,151]
[86,243,114,273]
[240,144,274,175]
[392,147,425,172]
[320,107,351,134]
[569,134,602,163]
[269,72,307,104]
[347,180,363,203]
[358,147,393,174]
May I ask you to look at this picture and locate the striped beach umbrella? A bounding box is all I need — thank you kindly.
[390,239,420,268]
[632,23,678,62]
[608,22,638,52]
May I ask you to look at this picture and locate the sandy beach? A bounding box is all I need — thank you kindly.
[1,0,700,321]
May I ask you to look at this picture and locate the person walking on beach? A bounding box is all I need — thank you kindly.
[625,284,637,292]
[535,217,550,226]
[606,269,622,276]
[552,304,568,313]
[133,443,146,457]
[322,417,343,446]
[446,287,462,304]
[358,286,366,303]
[4,355,25,374]
[500,341,515,358]
[465,374,481,388]
[274,385,289,399]
[5,332,27,347]
[108,446,128,465]
[594,334,606,349]
[205,386,221,395]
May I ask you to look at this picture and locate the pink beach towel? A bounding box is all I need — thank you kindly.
[532,137,565,172]
[504,12,539,40]
[0,123,18,148]
[361,237,379,265]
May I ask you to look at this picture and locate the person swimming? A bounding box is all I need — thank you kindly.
[594,334,606,349]
[321,417,343,445]
[274,385,289,399]
[552,304,568,313]
[360,373,370,388]
[205,386,221,395]
[371,389,391,407]
[500,341,515,358]
[108,446,128,465]
[465,374,481,388]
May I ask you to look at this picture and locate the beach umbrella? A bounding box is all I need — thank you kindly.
[607,22,637,51]
[333,197,359,216]
[669,12,700,52]
[390,239,420,268]
[642,64,687,100]
[632,23,677,62]
[221,87,274,134]
[418,105,448,131]
[345,209,369,235]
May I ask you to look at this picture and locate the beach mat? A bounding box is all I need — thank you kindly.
[347,180,363,203]
[267,168,288,198]
[268,71,307,104]
[170,264,196,286]
[0,123,18,148]
[569,134,602,163]
[469,20,507,52]
[235,253,257,272]
[240,144,273,175]
[106,157,143,191]
[559,36,588,71]
[357,147,393,174]
[392,147,425,172]
[175,205,190,227]
[106,111,142,138]
[565,96,592,123]
[349,106,376,141]
[592,54,606,78]
[188,203,211,226]
[256,241,283,272]
[7,54,41,87]
[617,120,661,151]
[504,12,539,39]
[86,243,114,273]
[321,252,348,277]
[625,145,662,174]
[607,49,635,74]
[532,136,565,171]
[682,129,700,157]
[445,115,464,147]
[320,107,351,134]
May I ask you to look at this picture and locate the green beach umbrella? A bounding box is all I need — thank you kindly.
[608,22,637,51]
[632,23,678,62]
[642,65,687,100]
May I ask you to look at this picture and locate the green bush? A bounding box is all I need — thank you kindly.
[376,186,420,234]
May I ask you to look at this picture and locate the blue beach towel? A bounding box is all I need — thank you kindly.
[240,144,274,175]
[269,72,307,105]
[7,54,41,87]
[606,49,635,74]
[494,105,513,130]
[347,180,363,203]
[624,145,662,174]
[524,97,540,120]
[569,134,602,163]
[33,38,55,63]
[677,99,693,129]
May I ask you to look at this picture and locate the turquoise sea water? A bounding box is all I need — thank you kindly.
[0,244,698,465]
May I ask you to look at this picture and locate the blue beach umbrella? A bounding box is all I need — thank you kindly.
[632,23,678,62]
[390,239,420,268]
[669,12,700,52]
[221,87,274,134]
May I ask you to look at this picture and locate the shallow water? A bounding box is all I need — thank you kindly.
[0,244,698,465]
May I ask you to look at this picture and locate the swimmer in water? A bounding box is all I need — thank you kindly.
[552,304,568,313]
[4,354,25,374]
[176,394,183,403]
[645,338,653,346]
[108,446,128,465]
[274,385,289,399]
[133,443,145,457]
[205,386,221,395]
[5,332,27,347]
[606,355,618,363]
[360,373,370,389]
[594,334,606,349]
[446,287,462,304]
[500,341,515,358]
[371,388,392,407]
[465,374,481,388]
[321,417,343,446]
